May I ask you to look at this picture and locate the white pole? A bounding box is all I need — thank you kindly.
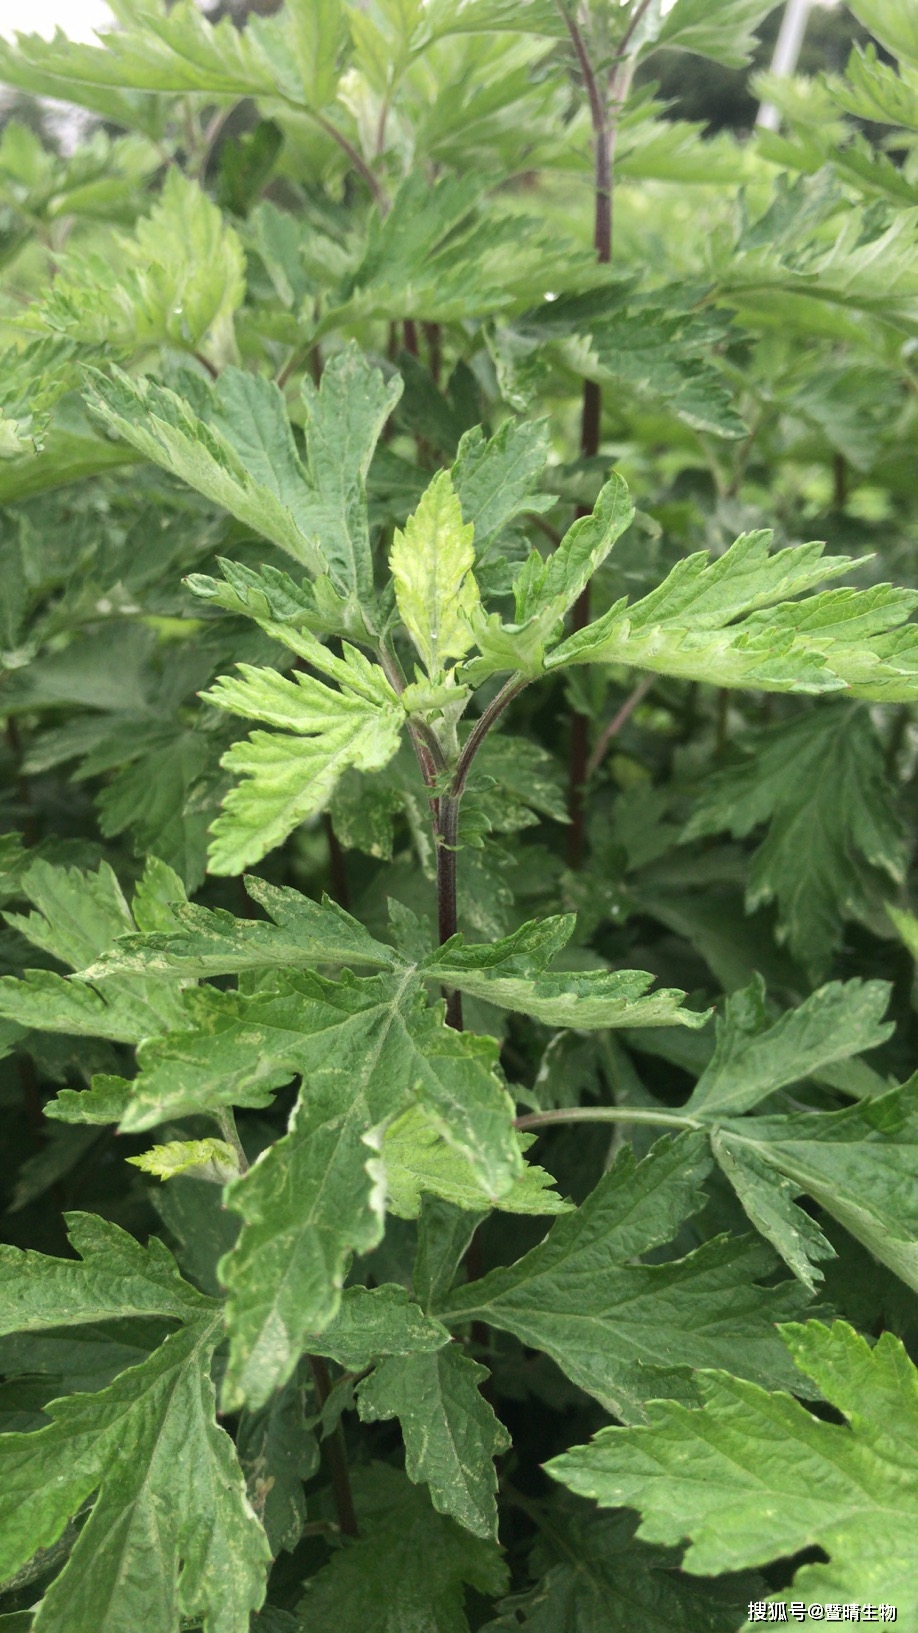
[756,0,814,132]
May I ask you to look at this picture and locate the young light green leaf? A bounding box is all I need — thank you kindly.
[887,902,918,962]
[847,0,918,67]
[127,1137,240,1185]
[389,470,481,676]
[548,1321,918,1618]
[686,976,894,1118]
[358,1346,509,1539]
[201,646,404,874]
[683,707,906,975]
[438,1134,809,1421]
[709,1133,836,1294]
[305,1285,450,1371]
[296,1463,507,1632]
[380,1108,570,1220]
[548,534,918,702]
[465,476,636,683]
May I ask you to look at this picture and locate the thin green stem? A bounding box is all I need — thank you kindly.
[514,1106,701,1133]
[215,1109,249,1173]
[452,678,530,801]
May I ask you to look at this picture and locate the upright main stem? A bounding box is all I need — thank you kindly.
[437,794,463,1030]
[564,3,646,866]
[565,9,612,869]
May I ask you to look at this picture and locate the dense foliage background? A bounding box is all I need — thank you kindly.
[2,1,918,1628]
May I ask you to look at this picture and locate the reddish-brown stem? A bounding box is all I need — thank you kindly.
[562,5,644,867]
[307,1355,360,1538]
[436,794,463,1031]
[192,350,219,380]
[313,110,387,214]
[6,717,38,848]
[585,675,654,780]
[423,321,442,385]
[323,813,351,910]
[403,318,419,356]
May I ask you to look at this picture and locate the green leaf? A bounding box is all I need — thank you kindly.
[414,1198,485,1311]
[237,1371,319,1557]
[709,1134,836,1295]
[548,1320,918,1617]
[305,1284,450,1370]
[3,858,132,971]
[832,44,918,133]
[43,169,244,359]
[389,470,481,675]
[45,1074,134,1127]
[683,707,907,974]
[83,368,325,573]
[548,535,918,702]
[512,475,634,628]
[450,418,552,560]
[589,307,747,439]
[0,0,349,108]
[84,347,401,594]
[201,639,404,873]
[718,1080,918,1295]
[296,1463,507,1632]
[651,0,779,69]
[81,874,399,981]
[0,1217,269,1632]
[484,1508,758,1633]
[847,0,918,67]
[121,968,518,1408]
[426,914,707,1030]
[298,344,403,602]
[0,1212,211,1333]
[358,1345,509,1539]
[438,1134,809,1421]
[0,858,189,1043]
[686,976,894,1118]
